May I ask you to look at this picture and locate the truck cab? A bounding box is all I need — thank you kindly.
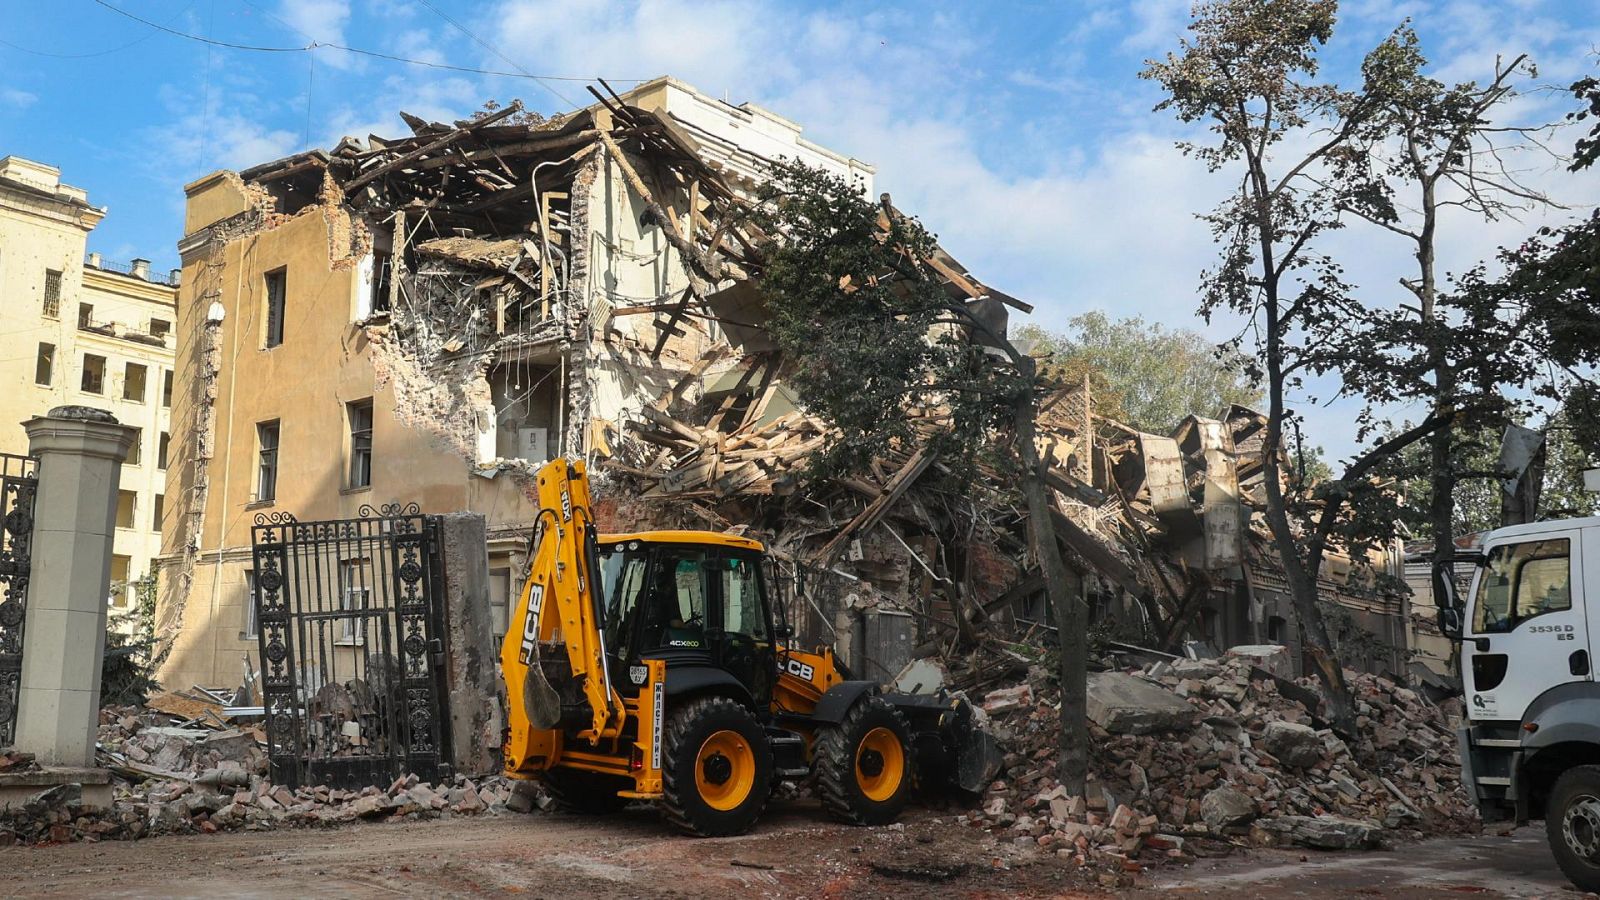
[1443,515,1600,889]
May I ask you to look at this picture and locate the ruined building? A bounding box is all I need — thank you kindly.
[154,78,875,688]
[153,76,1410,693]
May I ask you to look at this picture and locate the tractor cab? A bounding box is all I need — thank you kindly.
[597,531,778,707]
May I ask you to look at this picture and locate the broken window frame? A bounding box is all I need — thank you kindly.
[125,429,142,467]
[242,570,259,640]
[162,369,173,408]
[370,251,392,317]
[77,301,93,330]
[256,420,280,503]
[149,317,171,341]
[34,342,54,386]
[114,490,136,530]
[123,362,148,403]
[158,431,170,470]
[81,353,106,395]
[338,558,370,646]
[347,398,373,490]
[264,267,287,348]
[42,269,60,319]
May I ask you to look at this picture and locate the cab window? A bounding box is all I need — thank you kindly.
[600,545,649,655]
[1472,538,1572,634]
[644,548,710,650]
[719,556,768,640]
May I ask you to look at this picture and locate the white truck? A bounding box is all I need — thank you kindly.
[1436,513,1600,890]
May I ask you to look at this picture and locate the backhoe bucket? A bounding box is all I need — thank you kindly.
[522,643,563,731]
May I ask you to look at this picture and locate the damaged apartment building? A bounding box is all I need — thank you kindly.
[153,76,1411,693]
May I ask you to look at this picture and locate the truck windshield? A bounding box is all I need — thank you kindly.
[1471,538,1572,634]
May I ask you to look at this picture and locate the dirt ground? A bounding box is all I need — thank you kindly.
[2,803,1583,899]
[0,800,1102,899]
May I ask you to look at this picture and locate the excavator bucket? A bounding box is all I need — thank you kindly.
[521,643,563,731]
[883,691,1004,797]
[952,716,1005,794]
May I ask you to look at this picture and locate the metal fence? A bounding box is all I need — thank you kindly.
[0,453,39,746]
[250,504,451,788]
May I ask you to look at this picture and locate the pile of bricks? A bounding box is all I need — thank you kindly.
[0,769,540,846]
[0,705,547,846]
[960,647,1478,872]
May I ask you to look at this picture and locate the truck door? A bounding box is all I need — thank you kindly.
[1465,529,1587,721]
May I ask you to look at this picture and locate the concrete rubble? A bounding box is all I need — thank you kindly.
[958,647,1477,872]
[0,702,547,846]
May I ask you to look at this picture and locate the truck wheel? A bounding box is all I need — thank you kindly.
[815,695,915,826]
[661,696,773,836]
[1547,766,1600,892]
[541,769,631,815]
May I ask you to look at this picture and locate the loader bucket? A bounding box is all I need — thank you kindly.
[883,691,1005,797]
[952,720,1004,794]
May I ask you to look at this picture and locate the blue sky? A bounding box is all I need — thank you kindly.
[2,0,1596,457]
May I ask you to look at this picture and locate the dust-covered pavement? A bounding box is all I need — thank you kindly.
[1136,825,1576,898]
[4,805,1579,899]
[0,800,1102,899]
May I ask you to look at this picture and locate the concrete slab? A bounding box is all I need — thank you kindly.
[0,766,113,811]
[1086,672,1197,734]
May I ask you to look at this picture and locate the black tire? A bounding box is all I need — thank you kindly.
[540,768,631,815]
[661,695,773,837]
[1547,765,1600,892]
[814,695,916,826]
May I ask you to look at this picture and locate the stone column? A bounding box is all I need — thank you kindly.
[436,513,503,776]
[14,407,134,766]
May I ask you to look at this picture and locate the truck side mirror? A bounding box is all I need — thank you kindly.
[1432,562,1463,640]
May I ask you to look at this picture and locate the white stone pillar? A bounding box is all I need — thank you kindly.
[14,407,134,766]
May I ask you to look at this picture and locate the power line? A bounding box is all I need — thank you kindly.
[410,0,579,108]
[0,0,197,58]
[88,0,643,89]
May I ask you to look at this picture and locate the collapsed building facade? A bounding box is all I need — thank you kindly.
[153,76,1409,694]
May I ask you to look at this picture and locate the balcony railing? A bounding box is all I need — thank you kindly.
[84,255,180,286]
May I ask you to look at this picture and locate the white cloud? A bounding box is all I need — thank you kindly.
[0,88,36,109]
[280,0,356,69]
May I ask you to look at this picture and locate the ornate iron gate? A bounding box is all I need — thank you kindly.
[0,453,39,747]
[251,504,451,788]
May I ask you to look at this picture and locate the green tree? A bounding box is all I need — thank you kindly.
[1143,0,1456,733]
[750,163,1091,792]
[1015,313,1261,433]
[1336,23,1561,568]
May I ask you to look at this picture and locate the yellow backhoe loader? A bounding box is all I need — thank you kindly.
[500,458,1001,836]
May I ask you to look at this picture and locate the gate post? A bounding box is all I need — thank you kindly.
[14,407,134,767]
[435,513,503,776]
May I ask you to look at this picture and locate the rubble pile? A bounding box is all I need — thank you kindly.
[963,646,1476,869]
[0,702,543,847]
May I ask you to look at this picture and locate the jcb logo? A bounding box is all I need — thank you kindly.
[785,658,815,681]
[518,584,544,665]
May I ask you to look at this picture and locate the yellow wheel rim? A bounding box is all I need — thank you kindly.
[855,726,906,802]
[695,730,756,812]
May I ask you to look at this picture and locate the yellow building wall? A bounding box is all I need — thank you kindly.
[159,179,537,690]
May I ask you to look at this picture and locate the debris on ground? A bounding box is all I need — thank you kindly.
[959,649,1477,872]
[0,700,544,847]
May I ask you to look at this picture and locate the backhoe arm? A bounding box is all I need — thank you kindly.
[501,459,625,771]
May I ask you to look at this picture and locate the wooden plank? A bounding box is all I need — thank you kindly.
[345,101,524,195]
[812,445,937,566]
[651,344,728,412]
